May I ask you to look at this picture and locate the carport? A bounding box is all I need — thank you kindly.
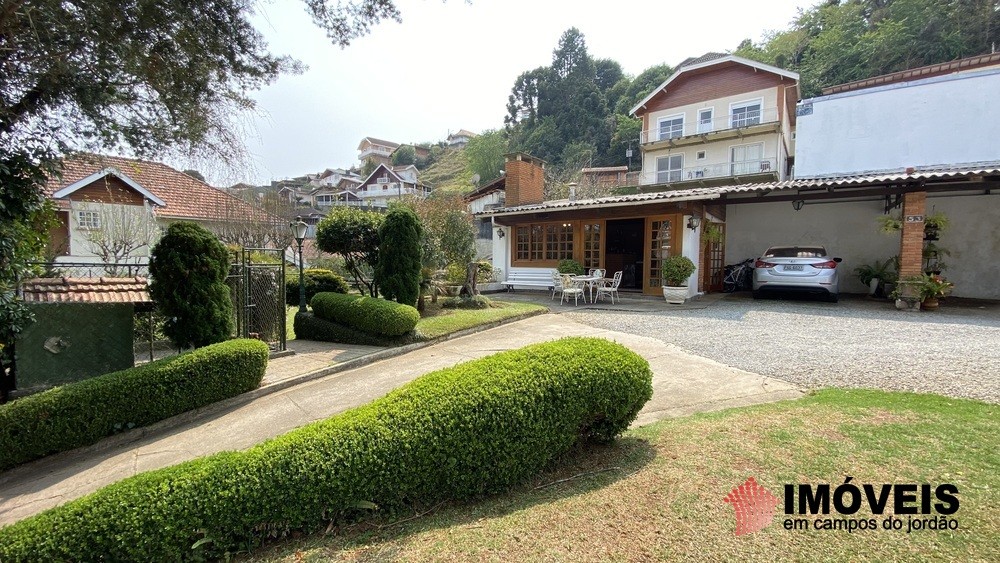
[718,167,1000,299]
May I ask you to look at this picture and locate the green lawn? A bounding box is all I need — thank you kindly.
[246,389,998,562]
[413,300,546,340]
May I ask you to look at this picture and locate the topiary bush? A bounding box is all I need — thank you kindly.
[292,312,401,347]
[149,222,233,348]
[0,338,651,561]
[310,292,419,337]
[0,339,269,471]
[374,206,423,306]
[285,268,350,307]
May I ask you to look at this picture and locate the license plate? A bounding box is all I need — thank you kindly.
[783,264,804,271]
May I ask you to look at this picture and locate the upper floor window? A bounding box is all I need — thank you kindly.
[731,100,762,128]
[377,175,389,184]
[656,154,683,183]
[657,115,684,141]
[77,210,101,230]
[697,108,714,133]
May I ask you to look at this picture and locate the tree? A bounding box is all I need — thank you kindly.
[464,129,507,184]
[408,193,475,269]
[1,0,406,387]
[211,191,294,250]
[315,207,384,297]
[375,206,423,306]
[391,145,416,166]
[149,222,233,349]
[360,158,379,177]
[79,201,161,273]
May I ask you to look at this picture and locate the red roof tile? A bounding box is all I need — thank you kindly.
[20,277,152,304]
[45,154,270,222]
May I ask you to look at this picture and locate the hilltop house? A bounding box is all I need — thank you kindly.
[353,163,431,209]
[447,129,478,148]
[358,137,400,167]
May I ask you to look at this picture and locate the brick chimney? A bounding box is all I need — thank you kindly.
[504,152,545,207]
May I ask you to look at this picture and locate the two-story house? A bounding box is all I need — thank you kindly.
[357,137,400,167]
[447,129,477,148]
[631,53,799,187]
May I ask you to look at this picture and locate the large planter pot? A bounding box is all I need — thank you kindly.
[922,297,940,310]
[662,285,688,304]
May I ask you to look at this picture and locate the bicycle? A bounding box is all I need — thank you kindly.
[722,258,755,293]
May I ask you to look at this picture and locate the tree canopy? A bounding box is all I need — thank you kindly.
[734,0,1000,97]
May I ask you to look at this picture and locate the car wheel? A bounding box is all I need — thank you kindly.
[827,293,839,303]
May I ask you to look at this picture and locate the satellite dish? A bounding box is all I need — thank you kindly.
[471,173,480,184]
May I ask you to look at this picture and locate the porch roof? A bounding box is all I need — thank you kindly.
[476,164,1000,218]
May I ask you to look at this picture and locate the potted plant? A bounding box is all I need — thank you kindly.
[557,259,584,275]
[922,211,950,241]
[661,255,697,304]
[854,258,894,297]
[701,223,724,245]
[919,274,953,310]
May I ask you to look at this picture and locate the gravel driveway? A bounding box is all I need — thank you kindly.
[564,294,1000,403]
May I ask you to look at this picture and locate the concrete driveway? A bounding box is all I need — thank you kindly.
[0,313,800,526]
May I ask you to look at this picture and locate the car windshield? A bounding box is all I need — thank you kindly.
[763,246,827,258]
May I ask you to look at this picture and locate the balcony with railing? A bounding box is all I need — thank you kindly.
[640,107,781,146]
[638,157,779,186]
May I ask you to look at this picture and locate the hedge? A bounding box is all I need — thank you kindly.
[0,339,269,471]
[285,268,349,307]
[0,338,652,561]
[310,292,419,337]
[292,312,403,347]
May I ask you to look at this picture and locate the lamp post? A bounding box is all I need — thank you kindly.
[290,216,308,313]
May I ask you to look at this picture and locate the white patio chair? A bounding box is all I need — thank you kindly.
[596,271,623,304]
[553,272,585,305]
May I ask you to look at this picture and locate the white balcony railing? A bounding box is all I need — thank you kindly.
[638,158,779,185]
[640,107,780,144]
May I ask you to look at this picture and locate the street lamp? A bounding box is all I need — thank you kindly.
[290,216,308,313]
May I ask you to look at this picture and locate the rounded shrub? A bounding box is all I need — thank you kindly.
[310,292,419,337]
[0,339,269,471]
[0,338,652,561]
[149,222,233,348]
[285,268,349,306]
[557,259,584,275]
[442,295,492,309]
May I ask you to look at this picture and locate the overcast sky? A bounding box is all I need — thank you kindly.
[231,0,819,185]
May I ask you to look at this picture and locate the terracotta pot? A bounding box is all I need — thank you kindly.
[922,297,939,310]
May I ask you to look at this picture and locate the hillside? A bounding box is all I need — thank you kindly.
[419,147,474,194]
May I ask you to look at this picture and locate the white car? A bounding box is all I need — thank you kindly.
[752,245,842,302]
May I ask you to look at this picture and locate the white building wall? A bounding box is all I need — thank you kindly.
[640,135,783,184]
[724,200,900,295]
[795,69,1000,178]
[921,193,1000,300]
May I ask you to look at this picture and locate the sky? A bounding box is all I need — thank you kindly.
[230,0,820,185]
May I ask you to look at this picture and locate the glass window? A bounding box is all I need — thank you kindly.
[657,115,684,140]
[514,222,573,263]
[656,154,683,183]
[731,101,762,128]
[77,210,101,230]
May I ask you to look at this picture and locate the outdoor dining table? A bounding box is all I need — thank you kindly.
[570,275,605,303]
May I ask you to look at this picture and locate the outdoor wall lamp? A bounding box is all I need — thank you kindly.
[686,215,702,230]
[792,199,805,211]
[496,227,505,238]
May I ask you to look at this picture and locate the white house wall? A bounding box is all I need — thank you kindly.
[724,200,899,295]
[641,134,784,183]
[795,69,1000,178]
[644,87,780,138]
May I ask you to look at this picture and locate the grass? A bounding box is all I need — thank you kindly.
[414,300,546,340]
[244,389,998,562]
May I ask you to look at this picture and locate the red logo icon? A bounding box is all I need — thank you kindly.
[723,476,781,536]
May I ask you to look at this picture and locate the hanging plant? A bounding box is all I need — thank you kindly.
[876,214,902,233]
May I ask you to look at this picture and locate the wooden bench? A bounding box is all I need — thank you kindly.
[501,269,556,294]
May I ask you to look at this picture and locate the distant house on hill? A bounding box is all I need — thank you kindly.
[358,137,400,167]
[447,129,477,148]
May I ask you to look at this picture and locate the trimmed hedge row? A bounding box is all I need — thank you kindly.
[0,338,652,561]
[285,268,349,306]
[292,312,403,347]
[0,339,269,471]
[310,292,419,337]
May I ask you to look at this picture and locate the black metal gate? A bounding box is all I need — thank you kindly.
[227,248,286,352]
